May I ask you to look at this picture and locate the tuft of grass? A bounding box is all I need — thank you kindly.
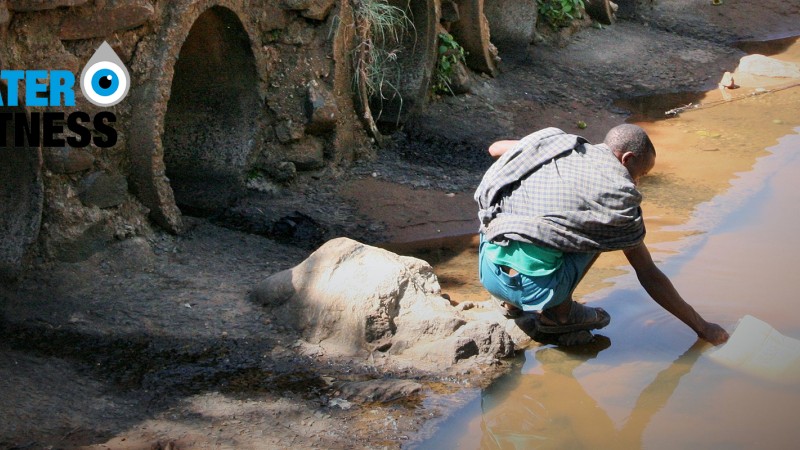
[351,0,413,133]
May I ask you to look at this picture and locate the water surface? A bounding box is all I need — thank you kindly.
[411,37,800,449]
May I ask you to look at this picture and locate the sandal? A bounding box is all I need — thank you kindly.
[491,296,523,319]
[535,301,610,334]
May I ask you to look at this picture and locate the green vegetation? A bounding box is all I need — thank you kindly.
[351,0,413,139]
[433,32,467,96]
[537,0,585,28]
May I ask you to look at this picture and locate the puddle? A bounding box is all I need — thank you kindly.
[405,37,800,448]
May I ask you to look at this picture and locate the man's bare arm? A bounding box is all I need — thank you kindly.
[624,242,729,345]
[488,140,519,158]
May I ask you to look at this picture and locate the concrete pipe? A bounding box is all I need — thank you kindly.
[483,0,538,48]
[584,0,617,25]
[449,0,498,76]
[0,81,43,279]
[129,0,266,232]
[370,0,438,126]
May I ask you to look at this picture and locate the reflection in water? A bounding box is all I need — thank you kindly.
[480,340,705,450]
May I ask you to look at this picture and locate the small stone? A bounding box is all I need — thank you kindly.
[43,146,95,174]
[78,171,128,208]
[305,81,337,134]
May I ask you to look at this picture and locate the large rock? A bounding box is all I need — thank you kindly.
[738,54,800,79]
[252,238,514,369]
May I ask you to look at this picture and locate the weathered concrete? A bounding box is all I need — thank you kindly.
[483,0,537,47]
[128,0,269,231]
[450,0,498,76]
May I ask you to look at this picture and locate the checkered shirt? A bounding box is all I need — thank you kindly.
[474,128,645,252]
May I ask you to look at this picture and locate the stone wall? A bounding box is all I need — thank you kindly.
[0,0,551,275]
[0,0,371,274]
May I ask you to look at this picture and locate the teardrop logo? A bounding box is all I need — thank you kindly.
[80,41,130,107]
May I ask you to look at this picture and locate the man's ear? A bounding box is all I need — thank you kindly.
[620,151,637,166]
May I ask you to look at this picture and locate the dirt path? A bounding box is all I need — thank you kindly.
[2,2,800,448]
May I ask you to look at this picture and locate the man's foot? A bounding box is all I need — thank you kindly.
[535,300,610,334]
[491,296,523,319]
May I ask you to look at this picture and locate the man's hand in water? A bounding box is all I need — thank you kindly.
[700,322,730,346]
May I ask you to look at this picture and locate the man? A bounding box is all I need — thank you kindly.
[474,124,729,345]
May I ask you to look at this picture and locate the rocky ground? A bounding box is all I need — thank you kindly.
[2,1,800,448]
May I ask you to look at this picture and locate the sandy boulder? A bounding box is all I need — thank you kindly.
[252,237,514,370]
[737,54,800,79]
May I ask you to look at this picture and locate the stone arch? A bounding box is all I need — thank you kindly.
[0,80,43,278]
[129,0,265,232]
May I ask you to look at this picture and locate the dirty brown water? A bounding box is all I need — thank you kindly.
[405,37,800,449]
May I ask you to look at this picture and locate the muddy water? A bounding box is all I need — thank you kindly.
[409,38,800,448]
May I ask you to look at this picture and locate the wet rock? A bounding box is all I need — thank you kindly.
[7,0,87,11]
[43,146,95,174]
[286,136,325,170]
[271,211,327,249]
[78,171,128,208]
[59,0,154,40]
[337,379,422,403]
[455,321,514,359]
[305,81,337,135]
[252,238,514,371]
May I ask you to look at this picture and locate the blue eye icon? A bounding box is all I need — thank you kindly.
[80,41,130,107]
[91,69,119,97]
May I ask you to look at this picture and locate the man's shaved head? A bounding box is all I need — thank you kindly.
[603,124,655,159]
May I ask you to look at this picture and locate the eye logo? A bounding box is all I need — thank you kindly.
[80,41,130,107]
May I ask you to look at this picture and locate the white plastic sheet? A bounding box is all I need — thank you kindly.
[709,315,800,384]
